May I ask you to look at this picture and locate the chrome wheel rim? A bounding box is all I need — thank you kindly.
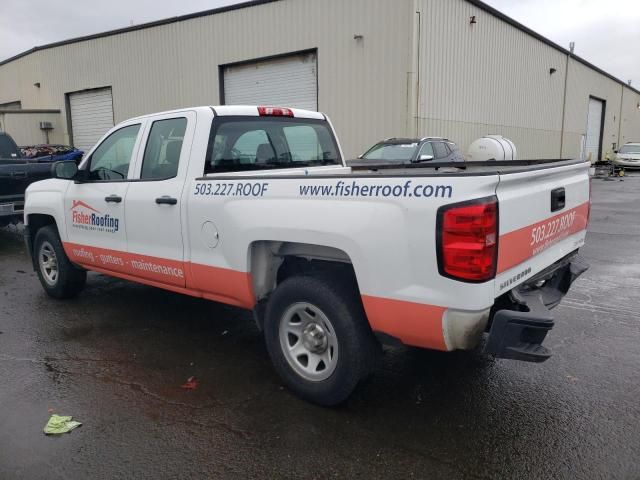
[279,302,339,382]
[39,241,59,286]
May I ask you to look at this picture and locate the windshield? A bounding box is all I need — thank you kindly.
[205,116,341,173]
[0,134,21,158]
[619,145,640,154]
[362,143,418,162]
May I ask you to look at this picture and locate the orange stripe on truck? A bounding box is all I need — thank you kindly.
[63,242,255,308]
[64,241,448,348]
[361,295,448,351]
[189,263,255,308]
[497,202,589,274]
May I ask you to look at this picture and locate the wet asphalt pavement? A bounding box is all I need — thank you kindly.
[1,174,639,479]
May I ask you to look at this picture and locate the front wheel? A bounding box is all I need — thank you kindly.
[34,225,86,299]
[264,275,378,406]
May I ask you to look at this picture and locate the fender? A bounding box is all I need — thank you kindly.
[24,179,70,239]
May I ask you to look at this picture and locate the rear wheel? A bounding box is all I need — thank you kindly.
[34,225,86,299]
[264,275,378,406]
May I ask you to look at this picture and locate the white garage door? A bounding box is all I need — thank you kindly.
[69,88,114,152]
[223,52,317,111]
[585,97,604,162]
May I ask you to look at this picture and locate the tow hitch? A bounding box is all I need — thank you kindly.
[484,254,589,363]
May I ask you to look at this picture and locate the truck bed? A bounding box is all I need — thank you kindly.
[0,158,53,222]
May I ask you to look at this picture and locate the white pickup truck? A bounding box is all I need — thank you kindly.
[24,106,590,405]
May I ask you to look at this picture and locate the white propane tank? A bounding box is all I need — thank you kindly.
[466,135,518,161]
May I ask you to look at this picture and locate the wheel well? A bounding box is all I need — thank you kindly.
[26,214,57,268]
[28,214,57,237]
[249,241,359,328]
[276,256,357,286]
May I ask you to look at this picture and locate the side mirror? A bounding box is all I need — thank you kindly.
[419,154,434,161]
[51,160,79,180]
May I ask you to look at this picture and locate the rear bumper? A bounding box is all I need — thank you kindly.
[0,198,24,219]
[0,193,24,222]
[484,253,588,362]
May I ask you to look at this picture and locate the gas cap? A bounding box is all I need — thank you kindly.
[201,221,220,249]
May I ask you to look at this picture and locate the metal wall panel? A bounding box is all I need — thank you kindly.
[0,0,638,160]
[562,59,623,161]
[620,89,640,146]
[415,0,567,159]
[0,112,64,145]
[0,0,414,159]
[414,0,639,160]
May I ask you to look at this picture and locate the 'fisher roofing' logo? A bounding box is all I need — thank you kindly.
[71,200,120,233]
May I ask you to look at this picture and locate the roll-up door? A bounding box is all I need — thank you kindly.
[69,87,114,152]
[223,52,317,111]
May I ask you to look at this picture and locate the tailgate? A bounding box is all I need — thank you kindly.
[495,161,590,296]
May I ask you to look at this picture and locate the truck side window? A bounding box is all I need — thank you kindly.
[88,124,140,181]
[140,118,187,180]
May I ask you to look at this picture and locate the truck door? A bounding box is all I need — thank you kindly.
[123,113,195,288]
[64,122,144,274]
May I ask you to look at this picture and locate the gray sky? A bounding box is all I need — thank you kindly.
[1,0,638,86]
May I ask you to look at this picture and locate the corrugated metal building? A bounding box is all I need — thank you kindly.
[0,0,638,160]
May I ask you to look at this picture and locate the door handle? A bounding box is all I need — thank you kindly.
[105,195,122,203]
[156,196,178,205]
[550,187,566,212]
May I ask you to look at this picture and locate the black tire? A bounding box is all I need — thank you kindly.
[34,225,86,299]
[264,274,379,406]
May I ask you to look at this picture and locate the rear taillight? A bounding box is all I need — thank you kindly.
[437,196,498,282]
[258,106,294,117]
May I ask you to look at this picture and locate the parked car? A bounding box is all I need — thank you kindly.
[358,137,464,163]
[0,132,52,227]
[20,144,84,164]
[25,105,589,406]
[613,142,640,169]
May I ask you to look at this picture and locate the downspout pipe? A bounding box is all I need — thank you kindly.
[559,52,570,158]
[617,84,624,149]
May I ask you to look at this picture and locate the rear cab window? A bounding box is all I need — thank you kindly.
[204,116,341,174]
